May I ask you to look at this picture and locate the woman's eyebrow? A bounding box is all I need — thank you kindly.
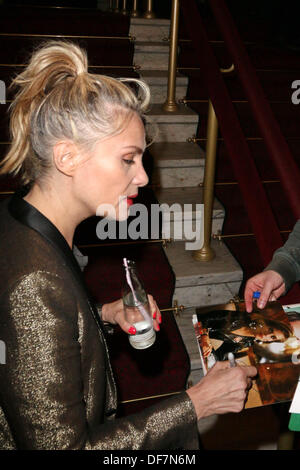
[122,145,144,153]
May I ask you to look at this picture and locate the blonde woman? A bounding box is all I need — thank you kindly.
[0,41,256,450]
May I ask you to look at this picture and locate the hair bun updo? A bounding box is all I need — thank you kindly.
[1,40,151,185]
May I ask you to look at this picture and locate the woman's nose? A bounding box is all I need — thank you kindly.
[134,162,149,187]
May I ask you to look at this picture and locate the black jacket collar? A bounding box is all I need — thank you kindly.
[8,189,85,287]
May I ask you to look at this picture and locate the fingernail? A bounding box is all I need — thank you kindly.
[128,326,136,335]
[158,316,162,324]
[153,311,157,319]
[156,324,160,331]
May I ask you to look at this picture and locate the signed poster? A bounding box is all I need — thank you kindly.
[193,300,300,408]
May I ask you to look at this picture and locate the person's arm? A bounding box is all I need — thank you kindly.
[0,271,196,450]
[245,220,300,312]
[244,270,286,312]
[265,219,300,291]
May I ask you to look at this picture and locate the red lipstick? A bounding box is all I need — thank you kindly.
[127,194,138,206]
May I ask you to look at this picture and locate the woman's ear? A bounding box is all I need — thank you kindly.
[52,141,80,176]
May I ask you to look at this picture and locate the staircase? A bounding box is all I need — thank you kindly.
[130,16,243,385]
[130,12,286,451]
[131,16,243,309]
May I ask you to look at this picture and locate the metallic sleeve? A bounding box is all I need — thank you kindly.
[0,271,198,450]
[88,392,199,450]
[0,271,89,449]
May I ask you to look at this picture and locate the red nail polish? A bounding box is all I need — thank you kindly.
[128,326,136,335]
[153,311,157,319]
[158,316,162,324]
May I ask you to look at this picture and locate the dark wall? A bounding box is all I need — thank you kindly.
[4,0,98,6]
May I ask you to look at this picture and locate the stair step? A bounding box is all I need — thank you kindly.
[155,187,225,241]
[150,142,205,187]
[141,69,188,86]
[134,41,169,70]
[165,239,243,308]
[140,69,188,104]
[147,104,198,142]
[130,17,170,42]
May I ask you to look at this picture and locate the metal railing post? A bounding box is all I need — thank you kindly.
[121,0,127,14]
[131,0,139,17]
[193,100,218,261]
[192,65,234,262]
[113,0,119,12]
[163,0,179,112]
[143,0,155,19]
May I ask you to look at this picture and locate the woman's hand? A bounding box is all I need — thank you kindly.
[101,295,161,335]
[186,361,257,420]
[244,270,285,313]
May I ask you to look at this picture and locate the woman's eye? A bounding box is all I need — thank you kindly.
[123,159,135,165]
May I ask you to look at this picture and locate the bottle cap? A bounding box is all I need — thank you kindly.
[253,291,261,299]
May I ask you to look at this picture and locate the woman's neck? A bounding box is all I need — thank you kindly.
[24,182,80,248]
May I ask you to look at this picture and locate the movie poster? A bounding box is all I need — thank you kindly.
[193,300,300,408]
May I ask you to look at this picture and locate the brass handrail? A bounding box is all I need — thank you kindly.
[192,64,235,262]
[0,33,135,41]
[181,98,290,105]
[163,37,255,45]
[213,230,291,241]
[163,0,179,112]
[199,180,281,186]
[187,136,263,143]
[177,66,295,73]
[181,99,248,104]
[77,238,172,249]
[193,100,218,262]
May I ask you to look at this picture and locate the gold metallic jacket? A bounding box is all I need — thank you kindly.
[0,193,198,450]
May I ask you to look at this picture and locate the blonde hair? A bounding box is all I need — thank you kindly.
[1,40,151,185]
